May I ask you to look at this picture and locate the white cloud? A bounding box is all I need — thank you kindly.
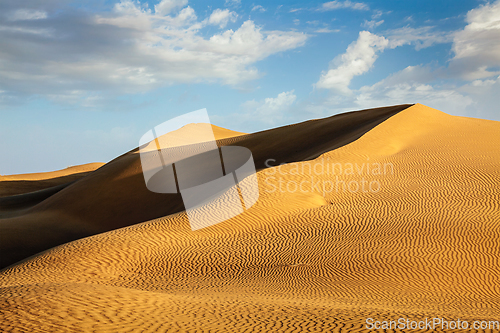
[208,8,237,28]
[251,5,266,12]
[205,21,306,61]
[353,75,473,114]
[353,71,500,122]
[308,20,339,33]
[362,19,384,29]
[457,75,500,120]
[0,25,52,36]
[154,0,188,16]
[450,0,500,80]
[377,65,439,86]
[9,9,47,21]
[371,10,383,20]
[293,19,300,25]
[320,1,369,11]
[107,1,197,28]
[316,31,389,92]
[308,66,474,119]
[386,26,452,50]
[312,62,497,122]
[225,0,241,7]
[0,0,307,100]
[307,20,320,26]
[242,90,297,124]
[315,28,340,33]
[310,0,500,122]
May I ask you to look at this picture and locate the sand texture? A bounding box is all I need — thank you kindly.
[1,104,499,332]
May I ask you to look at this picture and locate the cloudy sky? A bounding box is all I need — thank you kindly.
[1,0,499,174]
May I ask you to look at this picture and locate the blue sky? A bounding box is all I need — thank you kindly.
[1,0,499,174]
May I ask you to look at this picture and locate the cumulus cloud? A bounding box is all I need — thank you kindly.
[315,25,457,93]
[0,0,307,102]
[207,8,237,28]
[449,0,500,80]
[316,31,389,92]
[319,1,369,11]
[310,1,500,122]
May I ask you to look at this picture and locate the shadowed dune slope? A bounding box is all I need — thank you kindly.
[0,163,107,218]
[1,104,499,332]
[0,163,104,197]
[0,183,73,217]
[0,105,409,269]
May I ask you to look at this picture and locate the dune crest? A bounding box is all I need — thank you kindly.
[0,162,105,181]
[138,123,246,153]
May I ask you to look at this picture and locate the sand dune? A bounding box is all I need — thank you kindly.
[0,162,105,220]
[0,162,104,198]
[0,105,408,269]
[0,163,105,182]
[1,104,499,332]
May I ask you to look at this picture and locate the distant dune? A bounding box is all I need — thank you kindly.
[1,104,499,332]
[0,163,104,197]
[0,163,105,182]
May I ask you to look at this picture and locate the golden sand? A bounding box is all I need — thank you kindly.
[138,123,246,153]
[1,104,499,332]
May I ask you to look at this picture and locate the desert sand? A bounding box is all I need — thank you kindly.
[1,104,499,332]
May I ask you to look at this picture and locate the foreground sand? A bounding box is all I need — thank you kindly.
[1,104,499,332]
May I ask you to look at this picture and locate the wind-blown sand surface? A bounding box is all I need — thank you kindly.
[1,104,499,332]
